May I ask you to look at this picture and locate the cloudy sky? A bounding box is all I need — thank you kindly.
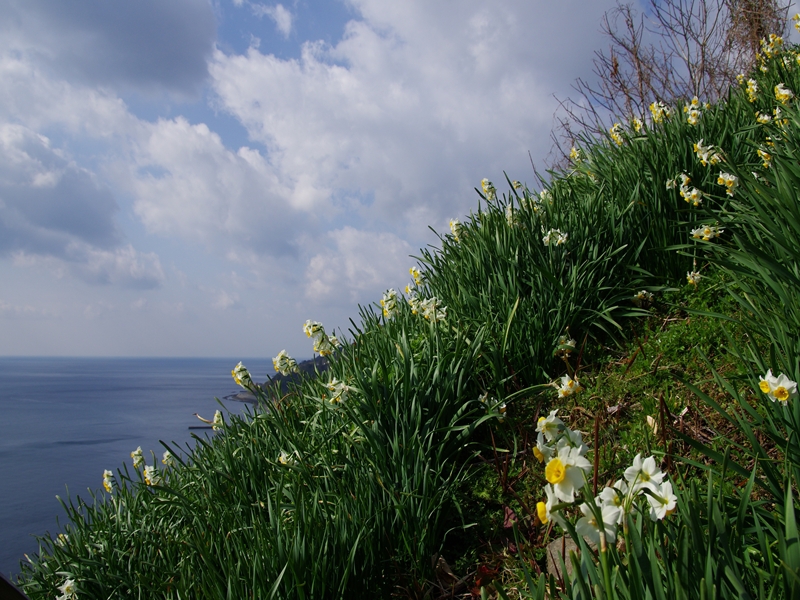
[0,0,623,359]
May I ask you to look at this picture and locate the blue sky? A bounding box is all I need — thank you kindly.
[0,0,634,361]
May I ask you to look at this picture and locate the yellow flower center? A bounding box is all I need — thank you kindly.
[775,386,790,402]
[536,501,549,524]
[640,471,651,482]
[759,380,772,394]
[533,447,544,463]
[545,458,566,484]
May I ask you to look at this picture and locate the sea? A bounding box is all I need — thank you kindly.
[0,356,274,580]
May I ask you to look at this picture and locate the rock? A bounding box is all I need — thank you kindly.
[546,535,596,580]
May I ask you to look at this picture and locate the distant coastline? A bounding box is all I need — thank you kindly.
[223,356,329,404]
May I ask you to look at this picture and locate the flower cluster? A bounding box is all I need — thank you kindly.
[557,375,583,398]
[542,228,568,247]
[325,377,351,404]
[273,350,299,376]
[774,107,789,127]
[691,225,724,241]
[231,361,254,389]
[381,289,399,319]
[131,446,144,469]
[304,320,340,356]
[759,369,798,403]
[505,205,518,227]
[212,410,224,431]
[775,83,794,105]
[756,111,772,124]
[631,117,643,132]
[409,266,422,286]
[746,79,759,103]
[449,219,462,242]
[410,296,446,322]
[693,139,721,167]
[555,334,577,357]
[162,450,175,467]
[481,178,497,201]
[794,13,800,33]
[144,464,161,486]
[760,33,784,59]
[668,173,702,206]
[570,146,582,162]
[757,148,772,169]
[57,578,78,600]
[534,412,678,546]
[632,290,654,307]
[686,270,702,286]
[278,450,296,466]
[649,101,671,124]
[683,96,706,126]
[717,172,738,197]
[609,123,624,146]
[102,469,113,493]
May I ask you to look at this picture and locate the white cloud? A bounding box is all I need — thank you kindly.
[305,226,413,303]
[252,3,293,38]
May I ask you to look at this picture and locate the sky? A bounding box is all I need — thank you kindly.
[0,0,625,360]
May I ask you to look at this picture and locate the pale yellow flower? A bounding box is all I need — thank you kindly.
[775,83,794,104]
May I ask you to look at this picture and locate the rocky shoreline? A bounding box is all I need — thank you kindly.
[223,356,329,404]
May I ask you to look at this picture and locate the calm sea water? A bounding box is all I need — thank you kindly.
[0,357,271,579]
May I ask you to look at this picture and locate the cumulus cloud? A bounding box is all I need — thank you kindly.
[209,0,617,242]
[305,226,413,303]
[0,0,216,95]
[0,124,120,255]
[251,3,294,38]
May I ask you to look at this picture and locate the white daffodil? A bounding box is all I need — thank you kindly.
[55,533,69,547]
[775,83,794,104]
[131,446,144,469]
[746,79,758,102]
[717,172,738,197]
[505,205,518,227]
[575,501,620,545]
[303,320,325,341]
[536,409,564,442]
[325,377,351,404]
[598,479,630,524]
[691,225,723,241]
[533,432,554,463]
[144,465,161,486]
[556,335,577,355]
[609,123,624,146]
[693,139,721,166]
[162,451,175,467]
[542,228,568,247]
[757,149,772,169]
[632,117,643,132]
[570,146,582,162]
[536,484,559,525]
[624,454,664,494]
[759,369,798,402]
[545,445,592,503]
[649,101,671,123]
[273,350,299,376]
[58,578,78,600]
[102,469,113,493]
[449,219,462,242]
[212,410,224,431]
[278,450,296,466]
[756,111,772,124]
[231,361,253,389]
[647,480,678,520]
[632,290,654,306]
[481,178,497,201]
[687,271,702,286]
[557,374,583,398]
[559,428,590,456]
[381,289,399,319]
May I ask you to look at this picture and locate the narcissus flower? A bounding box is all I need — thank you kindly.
[380,289,398,319]
[649,101,671,123]
[58,578,78,600]
[759,369,798,402]
[761,34,784,58]
[273,350,299,376]
[449,219,462,242]
[775,83,794,104]
[102,469,113,493]
[278,450,296,466]
[505,205,517,227]
[687,271,702,286]
[536,484,558,524]
[794,13,800,32]
[231,361,253,389]
[212,410,224,431]
[746,79,758,102]
[131,446,144,469]
[325,377,351,403]
[632,117,643,132]
[542,228,568,246]
[481,178,497,201]
[624,454,664,494]
[646,480,678,520]
[717,172,738,196]
[546,445,592,502]
[632,290,654,306]
[756,111,772,124]
[691,225,723,241]
[162,451,175,467]
[303,320,324,341]
[576,501,620,544]
[758,149,772,168]
[693,139,721,166]
[536,409,564,442]
[144,465,161,486]
[609,123,624,146]
[570,146,582,162]
[409,266,422,285]
[557,375,583,398]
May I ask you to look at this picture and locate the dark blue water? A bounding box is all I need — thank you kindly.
[0,357,270,579]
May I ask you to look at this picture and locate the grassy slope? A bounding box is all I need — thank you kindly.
[17,40,800,600]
